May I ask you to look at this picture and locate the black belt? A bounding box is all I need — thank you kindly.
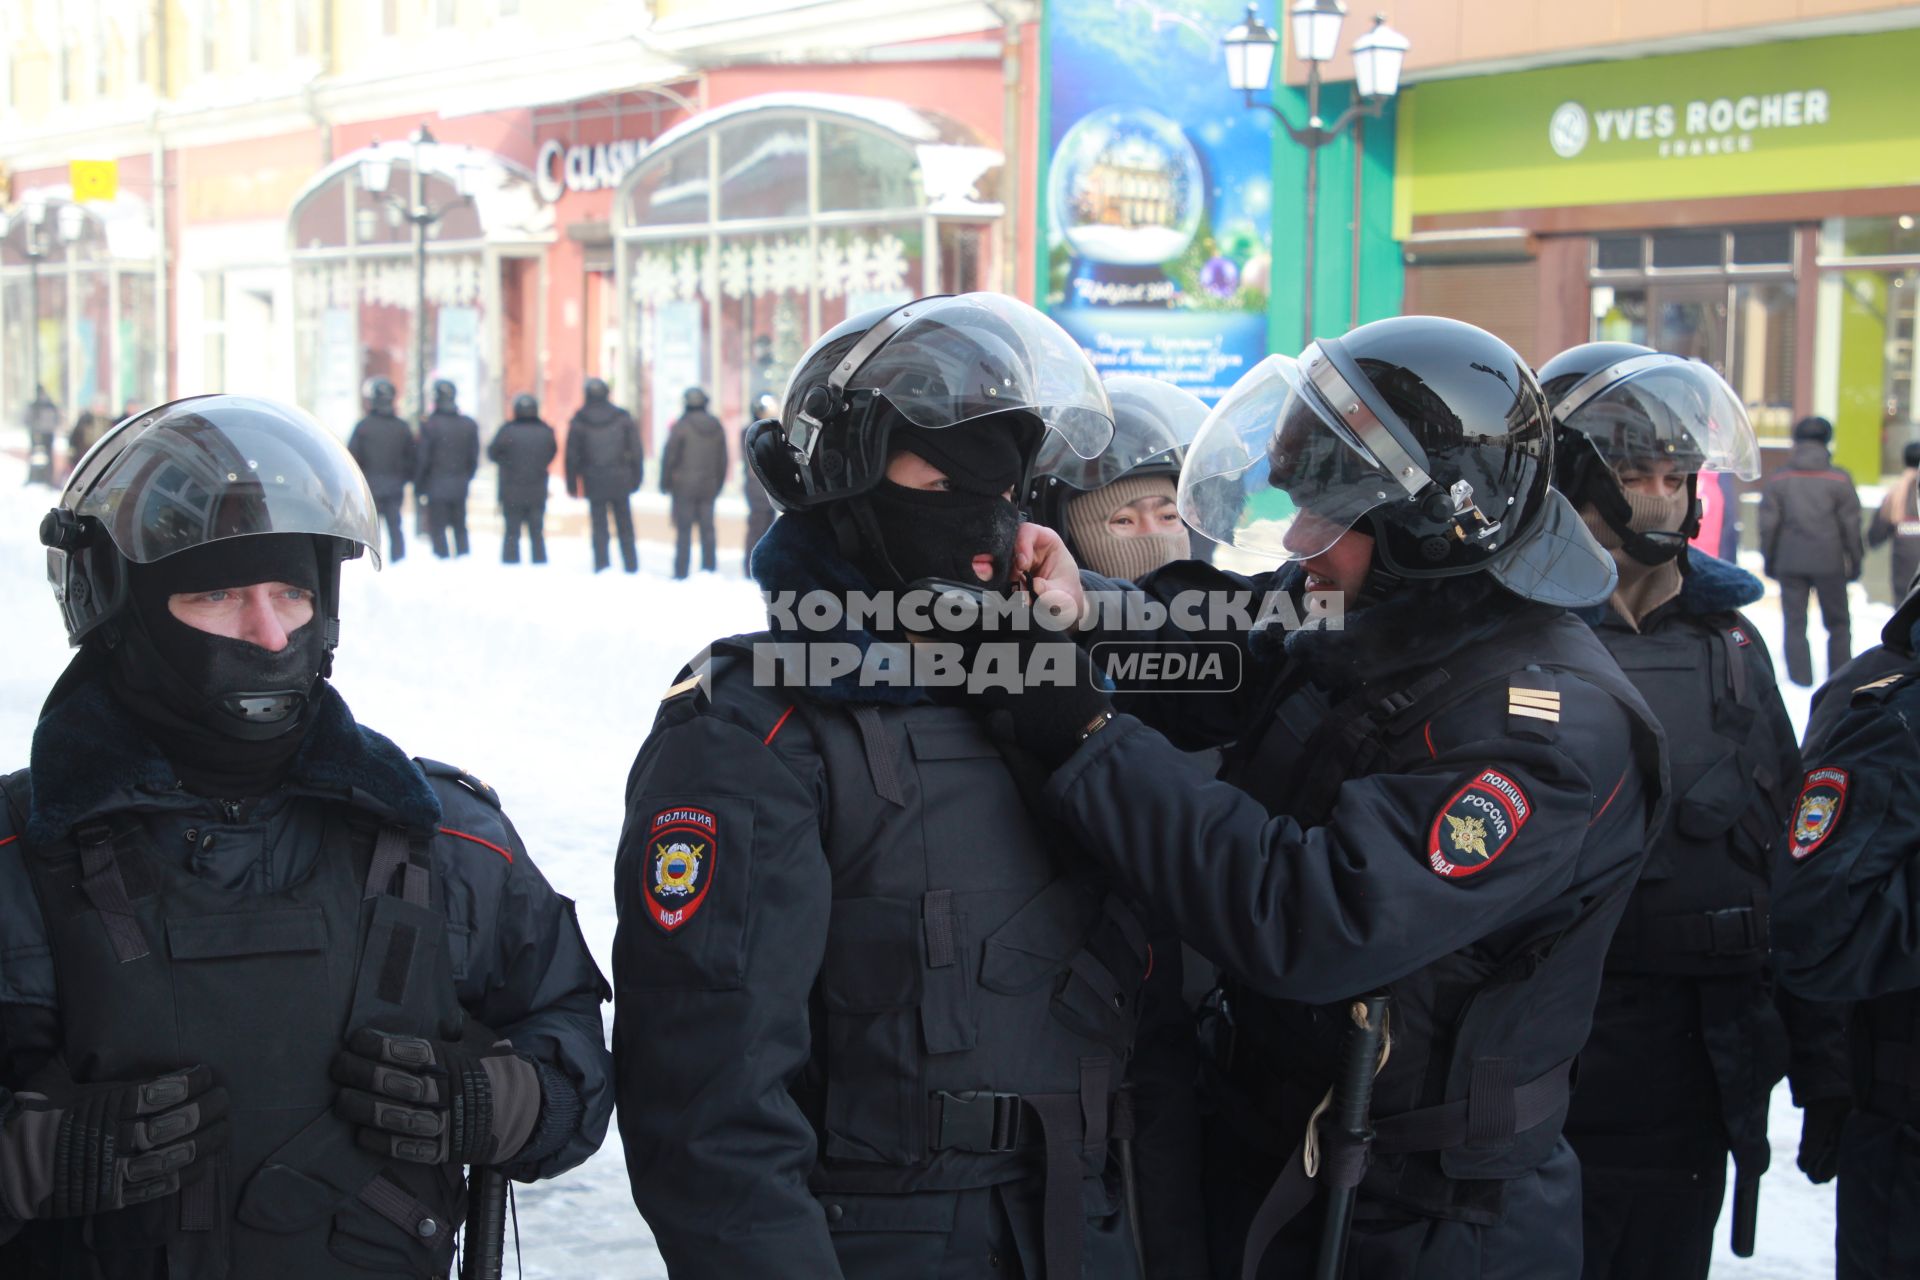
[1239,1056,1574,1280]
[1618,905,1767,964]
[928,1061,1132,1280]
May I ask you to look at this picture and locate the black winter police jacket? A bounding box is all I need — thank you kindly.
[0,672,612,1261]
[611,512,1205,1280]
[347,412,416,502]
[415,409,481,504]
[1061,563,1666,1255]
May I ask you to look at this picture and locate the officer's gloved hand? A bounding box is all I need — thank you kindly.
[1797,1096,1851,1184]
[331,1024,541,1166]
[0,1065,229,1221]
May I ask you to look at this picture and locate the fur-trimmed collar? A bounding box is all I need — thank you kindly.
[1576,550,1762,628]
[748,511,930,706]
[24,673,441,844]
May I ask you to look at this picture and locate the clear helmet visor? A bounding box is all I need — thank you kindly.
[70,395,383,567]
[1558,358,1761,482]
[1034,373,1206,490]
[1177,354,1404,560]
[847,292,1115,461]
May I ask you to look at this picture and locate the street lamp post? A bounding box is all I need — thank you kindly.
[357,125,479,422]
[1224,3,1409,340]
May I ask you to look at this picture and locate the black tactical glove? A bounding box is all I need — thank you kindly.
[1797,1096,1851,1184]
[0,1065,229,1221]
[331,1025,541,1166]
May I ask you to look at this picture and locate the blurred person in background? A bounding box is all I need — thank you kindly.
[347,377,415,564]
[565,377,643,574]
[1867,440,1920,601]
[1760,415,1863,686]
[1540,343,1850,1280]
[742,391,778,570]
[23,386,59,487]
[1026,373,1206,583]
[64,400,110,480]
[415,380,479,559]
[659,387,728,580]
[488,392,557,565]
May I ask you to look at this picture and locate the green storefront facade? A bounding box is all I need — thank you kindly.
[1395,26,1920,482]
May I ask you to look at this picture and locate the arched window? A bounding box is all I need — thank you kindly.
[286,141,549,432]
[614,93,1004,460]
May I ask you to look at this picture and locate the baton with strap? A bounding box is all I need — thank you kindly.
[1313,995,1391,1280]
[462,1166,508,1280]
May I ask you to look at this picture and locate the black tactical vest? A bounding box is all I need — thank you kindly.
[0,772,469,1279]
[760,673,1151,1280]
[1594,612,1788,976]
[1213,613,1665,1223]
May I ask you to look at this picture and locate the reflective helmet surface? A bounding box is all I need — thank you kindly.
[749,293,1114,512]
[1180,316,1614,607]
[43,395,381,645]
[1028,373,1206,529]
[512,393,539,420]
[432,379,457,410]
[1543,342,1760,488]
[365,377,396,412]
[683,387,709,411]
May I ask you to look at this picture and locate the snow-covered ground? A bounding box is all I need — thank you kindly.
[0,475,1881,1277]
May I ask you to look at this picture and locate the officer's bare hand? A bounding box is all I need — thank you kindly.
[1014,522,1085,625]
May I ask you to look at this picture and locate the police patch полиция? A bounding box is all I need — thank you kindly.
[1428,768,1531,879]
[646,807,717,933]
[1788,767,1848,861]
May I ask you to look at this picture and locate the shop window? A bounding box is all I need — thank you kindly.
[719,120,809,222]
[627,142,710,228]
[1593,288,1647,346]
[1834,215,1920,260]
[819,124,922,214]
[1650,231,1722,271]
[1594,236,1642,273]
[1731,226,1793,268]
[1730,280,1797,443]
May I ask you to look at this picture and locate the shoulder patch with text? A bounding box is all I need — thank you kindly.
[1428,769,1531,879]
[1728,627,1751,647]
[1789,768,1849,862]
[645,807,717,933]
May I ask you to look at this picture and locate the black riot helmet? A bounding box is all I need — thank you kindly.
[365,377,396,414]
[42,395,381,664]
[745,292,1114,514]
[683,387,709,412]
[432,379,457,412]
[1027,373,1206,539]
[1180,315,1616,608]
[512,393,539,421]
[584,377,610,405]
[1542,341,1760,566]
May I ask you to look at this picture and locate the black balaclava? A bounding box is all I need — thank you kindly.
[857,415,1029,590]
[109,534,326,797]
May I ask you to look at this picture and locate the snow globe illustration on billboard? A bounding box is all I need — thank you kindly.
[1050,106,1203,305]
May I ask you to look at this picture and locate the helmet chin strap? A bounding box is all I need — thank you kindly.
[1576,459,1696,567]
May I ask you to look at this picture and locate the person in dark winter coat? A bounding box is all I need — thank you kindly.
[1539,343,1850,1279]
[658,387,728,579]
[741,392,778,571]
[0,396,611,1277]
[564,378,643,574]
[414,380,480,559]
[488,393,557,565]
[347,377,415,562]
[958,319,1670,1280]
[614,294,1206,1280]
[1771,582,1920,1280]
[1867,441,1920,602]
[1760,415,1864,686]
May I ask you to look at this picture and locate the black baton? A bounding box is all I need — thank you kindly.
[1729,1166,1760,1258]
[1313,995,1390,1280]
[462,1166,508,1280]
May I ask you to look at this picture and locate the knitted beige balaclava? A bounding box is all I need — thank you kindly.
[1065,474,1188,580]
[1580,485,1690,628]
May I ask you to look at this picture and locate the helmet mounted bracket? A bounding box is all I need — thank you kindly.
[789,297,950,464]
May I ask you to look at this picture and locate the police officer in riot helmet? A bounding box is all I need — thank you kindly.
[1540,342,1849,1278]
[488,392,558,565]
[1026,374,1207,582]
[613,293,1205,1279]
[347,376,415,563]
[1773,576,1920,1280]
[0,396,612,1276]
[415,379,480,559]
[950,315,1669,1278]
[565,377,644,573]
